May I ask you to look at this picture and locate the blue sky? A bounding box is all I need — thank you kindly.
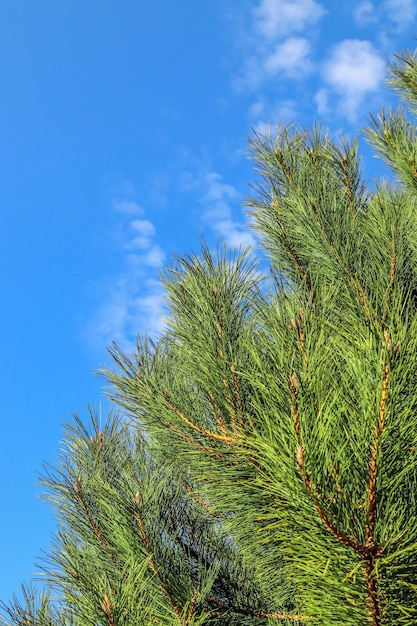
[1,0,416,603]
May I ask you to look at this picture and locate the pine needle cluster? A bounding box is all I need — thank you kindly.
[3,49,417,625]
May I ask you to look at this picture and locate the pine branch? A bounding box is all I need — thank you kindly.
[206,595,308,622]
[163,389,237,444]
[134,490,183,621]
[73,476,122,574]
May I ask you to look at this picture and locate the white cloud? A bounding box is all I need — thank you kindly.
[249,100,266,118]
[383,0,417,30]
[124,219,157,251]
[200,171,239,204]
[249,98,298,134]
[87,274,167,354]
[254,0,326,39]
[314,88,330,117]
[125,236,152,250]
[131,280,167,336]
[131,219,155,236]
[322,40,385,121]
[353,1,378,24]
[263,37,312,77]
[236,0,325,90]
[212,219,255,248]
[353,0,417,31]
[143,244,165,267]
[84,187,168,353]
[184,168,256,249]
[113,200,143,215]
[253,121,273,136]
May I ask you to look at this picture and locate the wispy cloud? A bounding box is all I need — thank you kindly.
[83,187,167,354]
[383,0,417,31]
[113,200,143,215]
[320,39,385,121]
[353,1,378,25]
[314,88,330,117]
[236,0,326,90]
[249,98,299,133]
[253,0,326,39]
[183,168,256,249]
[263,37,313,78]
[232,1,401,127]
[353,0,417,31]
[232,0,330,131]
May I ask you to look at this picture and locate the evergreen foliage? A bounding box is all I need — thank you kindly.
[4,49,417,625]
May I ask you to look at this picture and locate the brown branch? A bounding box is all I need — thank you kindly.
[328,458,344,499]
[74,478,121,572]
[206,595,309,622]
[291,310,307,369]
[271,200,313,293]
[313,209,375,324]
[361,349,390,625]
[350,277,378,326]
[304,194,376,326]
[297,446,366,555]
[409,155,417,178]
[163,389,236,443]
[212,290,242,434]
[367,356,389,540]
[103,595,116,626]
[407,79,417,92]
[160,417,223,459]
[216,321,224,359]
[281,226,313,292]
[182,481,225,518]
[365,558,381,626]
[134,491,183,620]
[289,375,373,557]
[341,156,355,214]
[289,342,386,624]
[274,149,292,181]
[213,308,242,434]
[231,364,245,428]
[206,384,229,438]
[289,372,301,440]
[286,238,387,621]
[381,247,397,326]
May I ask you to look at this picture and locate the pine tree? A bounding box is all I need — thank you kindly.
[4,48,417,625]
